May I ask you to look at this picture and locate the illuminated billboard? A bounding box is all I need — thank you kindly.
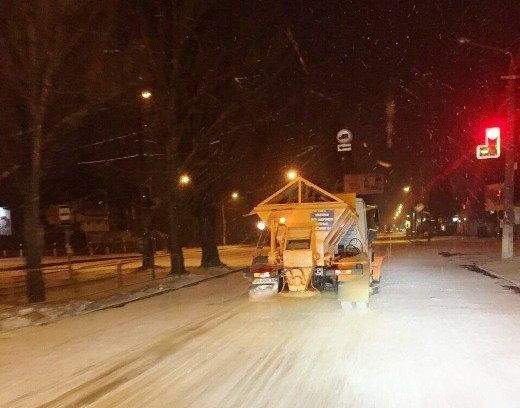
[0,207,12,236]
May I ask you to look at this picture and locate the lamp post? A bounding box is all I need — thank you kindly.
[140,89,154,268]
[458,38,518,259]
[221,191,239,246]
[400,185,413,237]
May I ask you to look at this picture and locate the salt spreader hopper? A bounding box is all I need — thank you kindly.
[244,176,380,308]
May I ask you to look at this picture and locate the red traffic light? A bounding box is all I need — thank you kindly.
[476,127,501,159]
[485,127,500,140]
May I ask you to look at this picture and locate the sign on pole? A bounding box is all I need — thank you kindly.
[0,207,12,236]
[344,174,385,195]
[58,205,72,224]
[336,129,353,152]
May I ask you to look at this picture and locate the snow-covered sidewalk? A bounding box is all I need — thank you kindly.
[389,235,520,288]
[0,245,256,331]
[477,258,520,287]
[0,266,241,332]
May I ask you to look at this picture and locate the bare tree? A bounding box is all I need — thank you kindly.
[0,1,116,301]
[124,0,301,268]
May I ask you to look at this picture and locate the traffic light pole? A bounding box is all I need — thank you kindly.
[459,38,517,260]
[501,55,518,260]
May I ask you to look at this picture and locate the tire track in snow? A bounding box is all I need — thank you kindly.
[29,309,239,408]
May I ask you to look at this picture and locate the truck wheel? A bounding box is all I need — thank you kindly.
[311,275,325,291]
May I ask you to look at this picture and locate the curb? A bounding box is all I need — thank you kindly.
[102,267,243,309]
[475,264,520,288]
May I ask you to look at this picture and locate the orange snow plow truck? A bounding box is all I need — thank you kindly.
[243,177,381,309]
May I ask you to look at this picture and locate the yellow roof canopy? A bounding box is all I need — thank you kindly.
[258,177,343,206]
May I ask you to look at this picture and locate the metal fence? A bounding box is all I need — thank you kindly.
[0,260,171,305]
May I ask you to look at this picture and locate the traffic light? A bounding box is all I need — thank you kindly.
[476,127,501,159]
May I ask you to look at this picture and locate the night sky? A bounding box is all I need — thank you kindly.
[250,1,519,222]
[1,0,519,237]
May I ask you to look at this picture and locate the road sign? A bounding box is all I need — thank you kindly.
[336,129,353,144]
[337,129,353,153]
[344,174,384,194]
[0,207,12,236]
[58,205,72,224]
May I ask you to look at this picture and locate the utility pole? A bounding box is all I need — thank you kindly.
[458,38,518,260]
[221,203,227,246]
[221,191,239,246]
[501,54,518,259]
[58,205,74,279]
[65,225,73,280]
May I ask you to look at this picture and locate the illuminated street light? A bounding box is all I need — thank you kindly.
[403,186,410,193]
[231,191,239,199]
[141,90,152,100]
[257,221,266,230]
[286,169,298,180]
[179,174,191,185]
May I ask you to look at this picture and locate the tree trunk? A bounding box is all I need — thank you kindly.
[198,204,224,267]
[166,140,186,275]
[24,124,46,302]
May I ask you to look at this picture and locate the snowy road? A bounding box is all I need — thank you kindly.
[1,239,519,407]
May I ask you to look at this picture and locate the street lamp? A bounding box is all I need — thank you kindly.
[286,169,298,180]
[458,37,518,259]
[139,89,154,269]
[179,174,191,185]
[403,186,410,193]
[141,90,152,100]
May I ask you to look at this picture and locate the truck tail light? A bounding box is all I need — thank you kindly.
[253,270,272,278]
